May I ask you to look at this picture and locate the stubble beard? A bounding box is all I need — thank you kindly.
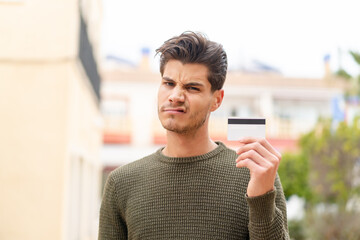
[158,105,211,135]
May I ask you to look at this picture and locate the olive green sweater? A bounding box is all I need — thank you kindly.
[99,142,289,239]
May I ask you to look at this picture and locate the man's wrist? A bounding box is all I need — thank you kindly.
[246,189,276,223]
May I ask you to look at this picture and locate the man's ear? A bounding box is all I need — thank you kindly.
[210,89,224,112]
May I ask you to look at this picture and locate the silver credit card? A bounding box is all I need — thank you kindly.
[227,118,266,141]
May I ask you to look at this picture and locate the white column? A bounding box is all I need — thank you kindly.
[259,92,274,136]
[130,83,157,147]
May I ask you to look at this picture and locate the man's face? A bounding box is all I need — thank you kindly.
[157,59,222,135]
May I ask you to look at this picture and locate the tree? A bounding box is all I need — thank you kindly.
[278,152,312,201]
[279,118,360,239]
[278,49,360,239]
[336,50,360,97]
[278,118,360,204]
[300,118,360,206]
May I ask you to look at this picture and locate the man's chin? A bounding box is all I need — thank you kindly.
[162,125,182,133]
[162,123,187,134]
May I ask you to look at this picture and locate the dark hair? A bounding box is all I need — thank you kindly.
[156,31,227,92]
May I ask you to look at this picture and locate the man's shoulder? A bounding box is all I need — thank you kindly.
[214,142,250,177]
[215,141,238,161]
[108,150,160,183]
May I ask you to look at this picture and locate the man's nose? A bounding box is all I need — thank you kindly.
[169,87,185,103]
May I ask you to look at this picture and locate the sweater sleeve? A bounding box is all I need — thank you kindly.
[246,174,290,240]
[98,173,127,240]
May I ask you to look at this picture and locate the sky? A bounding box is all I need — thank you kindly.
[101,0,360,78]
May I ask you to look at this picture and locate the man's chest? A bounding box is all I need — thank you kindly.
[123,175,250,239]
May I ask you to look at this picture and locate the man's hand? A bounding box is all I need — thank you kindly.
[235,137,281,197]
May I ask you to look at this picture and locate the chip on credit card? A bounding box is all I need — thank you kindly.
[227,118,266,141]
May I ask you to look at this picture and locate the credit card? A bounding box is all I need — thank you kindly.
[227,118,266,141]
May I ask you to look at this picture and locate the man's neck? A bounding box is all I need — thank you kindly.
[162,126,218,158]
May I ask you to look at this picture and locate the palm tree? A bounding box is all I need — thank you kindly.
[336,51,360,97]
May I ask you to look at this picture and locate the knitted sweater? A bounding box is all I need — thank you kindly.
[99,142,289,239]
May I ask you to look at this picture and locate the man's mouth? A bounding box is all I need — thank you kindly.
[163,107,186,113]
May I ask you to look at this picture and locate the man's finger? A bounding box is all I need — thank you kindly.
[236,149,272,168]
[238,137,281,160]
[236,142,279,165]
[236,158,264,172]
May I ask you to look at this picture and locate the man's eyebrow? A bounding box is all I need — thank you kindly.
[184,82,204,87]
[162,77,204,87]
[162,76,174,81]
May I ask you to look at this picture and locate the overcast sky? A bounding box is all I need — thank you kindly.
[101,0,360,78]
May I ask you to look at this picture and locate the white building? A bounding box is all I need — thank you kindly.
[99,53,347,185]
[0,0,103,239]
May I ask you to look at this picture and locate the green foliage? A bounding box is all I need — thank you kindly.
[335,68,352,80]
[280,117,360,204]
[349,50,360,65]
[281,118,360,239]
[278,152,312,201]
[299,118,360,205]
[335,49,360,96]
[288,220,306,240]
[305,209,360,240]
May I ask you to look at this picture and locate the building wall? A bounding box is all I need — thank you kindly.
[80,0,102,63]
[63,61,102,240]
[0,61,102,240]
[0,62,69,239]
[0,0,79,60]
[0,1,102,239]
[100,63,347,170]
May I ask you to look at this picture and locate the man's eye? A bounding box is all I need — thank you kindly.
[164,82,174,86]
[188,86,200,91]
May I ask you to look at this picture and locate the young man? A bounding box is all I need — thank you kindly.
[99,32,290,239]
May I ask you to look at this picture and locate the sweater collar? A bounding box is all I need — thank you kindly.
[156,141,226,163]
